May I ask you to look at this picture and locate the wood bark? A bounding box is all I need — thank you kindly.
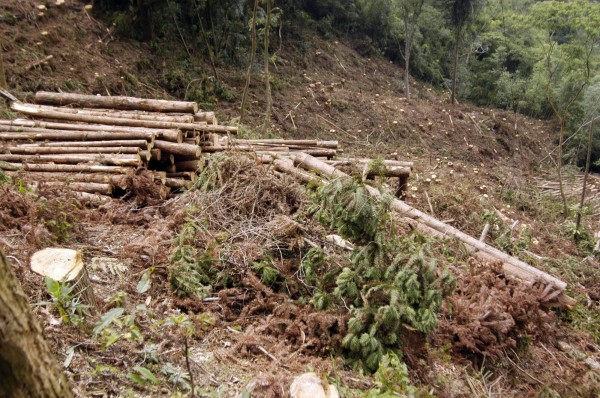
[0,250,73,398]
[166,172,197,182]
[153,140,201,158]
[4,146,141,155]
[34,91,198,113]
[291,153,574,306]
[0,153,141,167]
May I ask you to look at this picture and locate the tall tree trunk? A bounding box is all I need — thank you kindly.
[575,119,594,237]
[451,25,461,105]
[262,0,273,131]
[404,30,411,100]
[0,38,6,89]
[240,0,259,124]
[0,251,73,398]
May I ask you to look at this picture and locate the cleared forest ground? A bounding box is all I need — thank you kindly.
[1,1,599,396]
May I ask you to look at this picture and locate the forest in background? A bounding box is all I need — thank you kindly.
[92,0,600,170]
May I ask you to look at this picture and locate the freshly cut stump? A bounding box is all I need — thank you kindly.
[31,248,97,315]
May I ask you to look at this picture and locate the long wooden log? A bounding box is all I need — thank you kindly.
[291,153,574,306]
[32,104,195,123]
[16,163,134,173]
[0,119,182,143]
[0,128,155,141]
[34,91,199,113]
[327,158,414,168]
[11,103,235,133]
[153,140,201,158]
[16,140,152,148]
[0,153,141,166]
[165,178,192,189]
[3,146,141,155]
[234,139,338,149]
[30,181,113,195]
[5,171,128,188]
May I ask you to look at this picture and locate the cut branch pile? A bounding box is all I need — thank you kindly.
[0,91,238,198]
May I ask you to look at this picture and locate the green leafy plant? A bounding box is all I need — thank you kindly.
[311,178,455,372]
[253,257,280,286]
[38,276,88,327]
[93,305,146,350]
[127,365,159,386]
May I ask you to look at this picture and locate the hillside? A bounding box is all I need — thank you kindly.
[1,1,599,397]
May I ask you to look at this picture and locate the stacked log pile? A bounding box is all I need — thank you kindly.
[0,91,411,199]
[0,92,237,198]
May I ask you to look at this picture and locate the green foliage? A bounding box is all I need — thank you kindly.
[253,257,280,286]
[311,178,455,372]
[169,219,215,300]
[93,305,146,350]
[0,165,10,184]
[38,277,88,327]
[161,363,192,392]
[127,366,158,386]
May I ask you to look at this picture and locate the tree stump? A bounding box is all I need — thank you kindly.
[31,248,97,315]
[0,250,73,398]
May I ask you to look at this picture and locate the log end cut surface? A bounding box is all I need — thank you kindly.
[31,248,83,282]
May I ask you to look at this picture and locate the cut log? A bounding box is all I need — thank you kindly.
[0,129,155,142]
[16,140,152,149]
[0,153,141,167]
[291,153,574,307]
[5,171,128,189]
[30,248,97,315]
[234,139,338,148]
[34,91,199,113]
[33,104,195,123]
[11,103,234,133]
[327,158,414,168]
[174,160,202,172]
[164,178,192,189]
[0,250,74,398]
[38,181,113,195]
[4,146,141,155]
[153,140,201,158]
[0,120,181,143]
[73,191,112,205]
[194,111,217,124]
[166,171,197,182]
[18,163,134,174]
[594,231,600,252]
